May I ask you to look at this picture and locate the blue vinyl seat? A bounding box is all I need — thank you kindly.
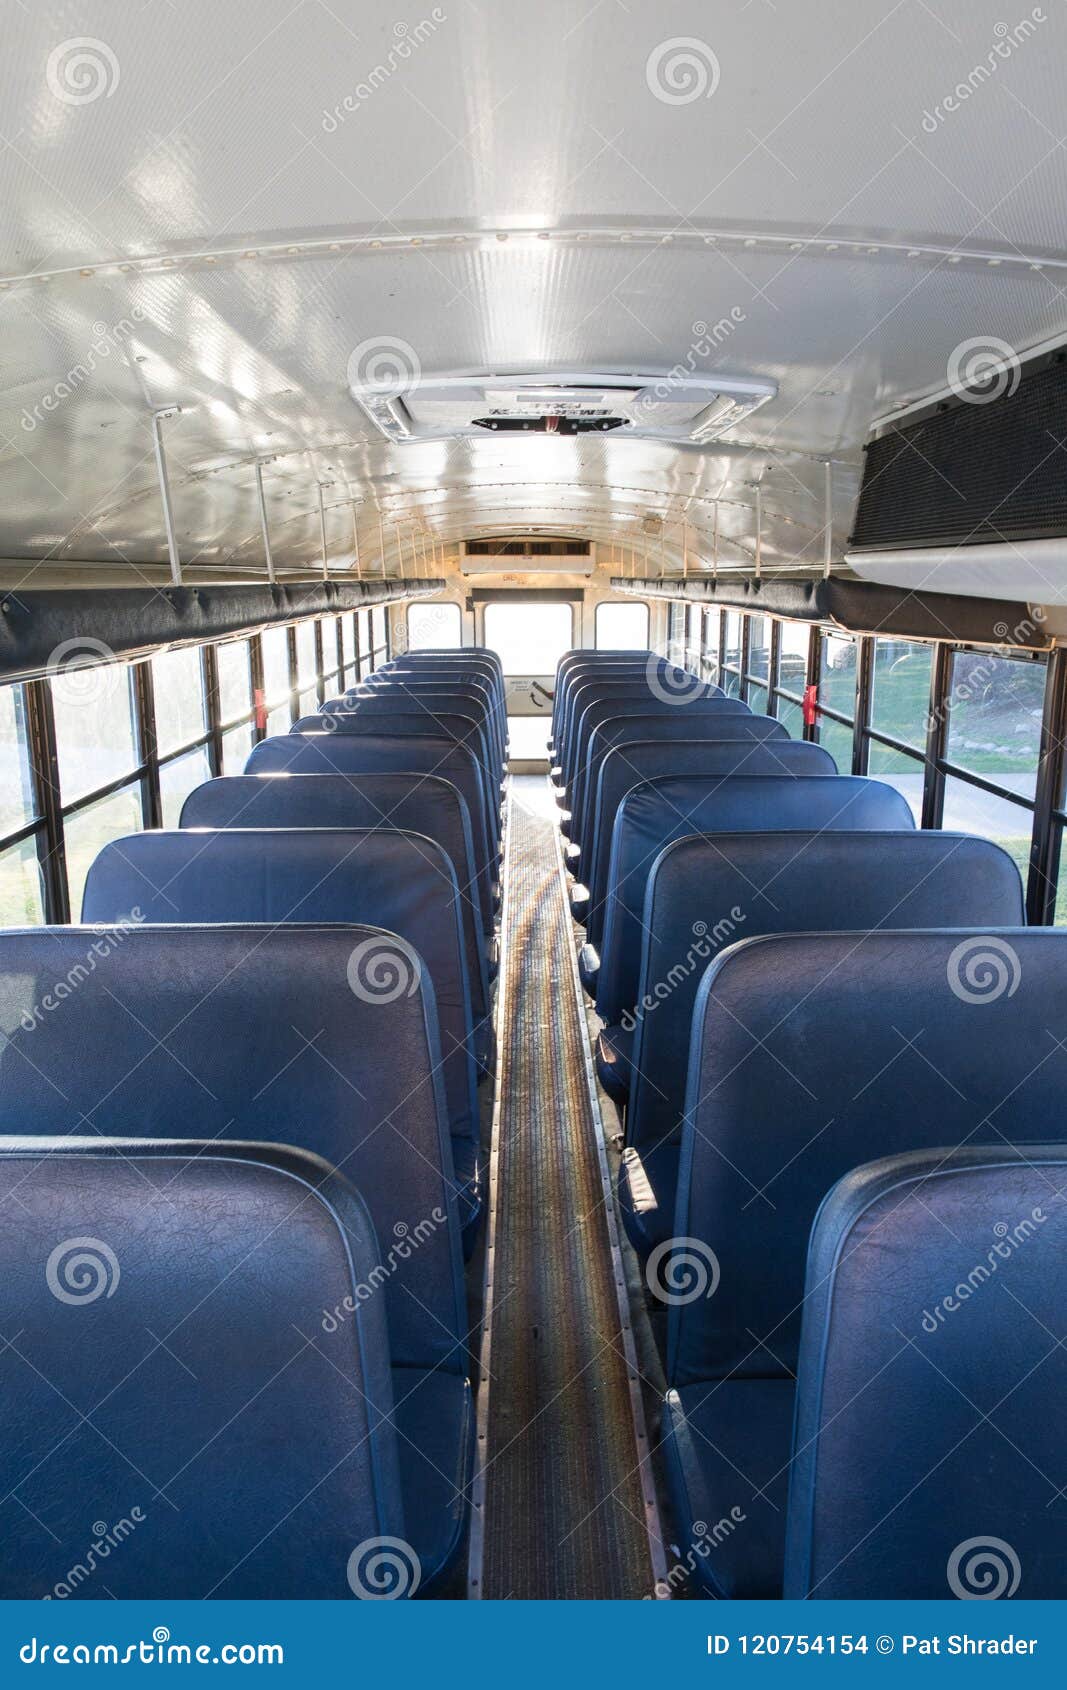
[560,674,730,794]
[0,1138,415,1598]
[550,651,656,751]
[0,926,474,1589]
[294,710,501,846]
[622,831,1025,1254]
[586,744,835,1094]
[587,773,912,1027]
[554,665,712,780]
[180,771,493,1065]
[81,828,482,1245]
[246,733,499,919]
[578,736,827,944]
[335,682,505,763]
[564,703,754,858]
[664,928,1067,1600]
[786,1145,1067,1599]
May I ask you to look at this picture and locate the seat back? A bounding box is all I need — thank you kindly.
[351,678,505,761]
[596,774,914,1021]
[82,829,480,1166]
[563,673,728,785]
[246,734,497,912]
[552,651,654,740]
[0,1139,404,1598]
[569,699,760,845]
[0,925,465,1371]
[327,690,503,771]
[670,929,1067,1390]
[585,719,808,899]
[630,831,1025,1159]
[556,663,702,762]
[785,1145,1067,1599]
[180,772,490,1014]
[295,711,499,844]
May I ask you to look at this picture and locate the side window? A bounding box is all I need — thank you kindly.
[408,602,462,650]
[595,601,648,650]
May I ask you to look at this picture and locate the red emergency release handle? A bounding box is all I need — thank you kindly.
[802,683,818,728]
[254,686,267,734]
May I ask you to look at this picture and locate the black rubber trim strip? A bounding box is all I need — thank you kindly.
[0,578,444,683]
[610,574,1050,648]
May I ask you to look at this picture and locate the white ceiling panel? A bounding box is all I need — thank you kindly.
[1,0,1066,587]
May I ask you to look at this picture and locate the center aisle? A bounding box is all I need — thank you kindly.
[470,776,667,1599]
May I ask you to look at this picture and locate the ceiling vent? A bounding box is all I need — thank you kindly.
[460,536,594,575]
[350,370,776,445]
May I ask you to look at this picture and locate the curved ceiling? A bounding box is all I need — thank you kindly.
[1,0,1066,586]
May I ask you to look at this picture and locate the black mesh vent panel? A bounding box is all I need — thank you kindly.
[852,354,1067,550]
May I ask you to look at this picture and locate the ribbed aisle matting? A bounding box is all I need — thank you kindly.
[472,778,661,1599]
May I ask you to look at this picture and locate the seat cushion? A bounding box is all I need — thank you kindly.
[595,1023,632,1104]
[578,940,599,995]
[618,1140,679,1255]
[393,1368,474,1593]
[663,1380,794,1598]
